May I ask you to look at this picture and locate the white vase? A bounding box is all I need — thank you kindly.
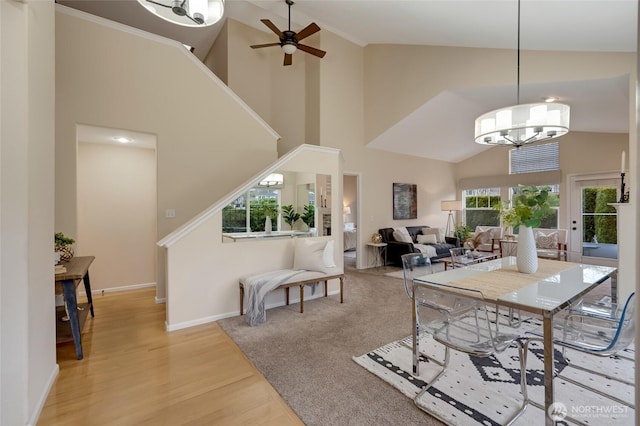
[264,216,272,234]
[517,225,538,273]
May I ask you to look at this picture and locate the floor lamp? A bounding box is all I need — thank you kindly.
[441,200,462,237]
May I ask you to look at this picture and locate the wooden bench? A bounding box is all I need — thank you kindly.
[239,270,345,315]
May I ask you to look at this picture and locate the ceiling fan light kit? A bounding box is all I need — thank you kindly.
[138,0,224,27]
[250,0,326,66]
[474,0,570,148]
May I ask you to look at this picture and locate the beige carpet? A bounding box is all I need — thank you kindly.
[218,264,445,426]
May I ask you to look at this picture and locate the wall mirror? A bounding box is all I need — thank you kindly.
[221,171,332,242]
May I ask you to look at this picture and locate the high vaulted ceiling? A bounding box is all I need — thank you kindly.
[58,0,637,162]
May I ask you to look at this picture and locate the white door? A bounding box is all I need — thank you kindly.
[569,174,619,266]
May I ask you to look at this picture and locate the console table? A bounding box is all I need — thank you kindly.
[55,256,95,360]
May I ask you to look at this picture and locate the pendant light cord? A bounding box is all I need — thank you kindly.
[516,0,520,105]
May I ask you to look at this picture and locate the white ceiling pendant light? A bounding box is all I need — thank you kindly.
[137,0,224,27]
[474,0,569,148]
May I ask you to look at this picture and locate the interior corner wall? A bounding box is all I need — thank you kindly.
[55,9,279,301]
[225,19,306,157]
[1,1,57,425]
[203,19,228,84]
[315,31,457,269]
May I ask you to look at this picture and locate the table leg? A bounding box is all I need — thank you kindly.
[82,271,94,317]
[412,283,419,375]
[61,279,83,360]
[543,312,554,425]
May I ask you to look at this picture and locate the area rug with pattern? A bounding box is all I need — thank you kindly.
[353,335,634,425]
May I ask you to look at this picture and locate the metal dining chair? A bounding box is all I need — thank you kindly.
[411,280,529,425]
[525,292,635,411]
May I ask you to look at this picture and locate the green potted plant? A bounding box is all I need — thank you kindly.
[454,224,472,245]
[55,232,75,262]
[301,204,315,231]
[495,185,554,273]
[282,205,300,230]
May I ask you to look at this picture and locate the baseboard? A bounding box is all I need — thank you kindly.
[77,282,156,297]
[155,296,166,304]
[28,363,59,426]
[165,290,341,331]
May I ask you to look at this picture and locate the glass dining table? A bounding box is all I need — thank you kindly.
[413,256,617,426]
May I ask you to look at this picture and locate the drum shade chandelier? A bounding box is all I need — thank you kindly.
[137,0,224,27]
[474,0,570,147]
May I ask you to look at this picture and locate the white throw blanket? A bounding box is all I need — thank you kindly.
[245,269,306,326]
[413,244,437,258]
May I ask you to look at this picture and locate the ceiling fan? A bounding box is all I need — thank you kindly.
[250,0,327,66]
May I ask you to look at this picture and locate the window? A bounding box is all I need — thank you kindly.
[221,188,281,232]
[582,186,617,245]
[463,188,501,229]
[509,184,560,233]
[510,141,559,174]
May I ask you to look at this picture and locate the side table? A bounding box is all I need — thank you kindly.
[55,256,95,360]
[367,242,387,269]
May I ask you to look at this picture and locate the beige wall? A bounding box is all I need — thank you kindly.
[55,8,280,300]
[222,19,307,156]
[315,31,458,267]
[364,44,634,143]
[1,1,57,424]
[77,142,157,291]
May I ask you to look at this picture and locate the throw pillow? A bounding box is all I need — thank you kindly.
[535,231,558,249]
[417,234,438,244]
[422,227,445,243]
[476,230,493,245]
[293,239,335,273]
[393,229,413,243]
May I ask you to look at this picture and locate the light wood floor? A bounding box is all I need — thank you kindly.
[39,288,303,426]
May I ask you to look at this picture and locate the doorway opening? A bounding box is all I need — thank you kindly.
[343,174,359,269]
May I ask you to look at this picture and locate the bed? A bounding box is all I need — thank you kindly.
[344,223,357,251]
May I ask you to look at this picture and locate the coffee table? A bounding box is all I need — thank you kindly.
[438,251,499,270]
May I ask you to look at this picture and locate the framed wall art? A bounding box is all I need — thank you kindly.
[393,183,417,220]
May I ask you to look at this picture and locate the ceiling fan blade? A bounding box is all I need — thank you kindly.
[250,43,282,49]
[295,22,320,41]
[297,44,327,59]
[284,53,293,66]
[260,19,284,38]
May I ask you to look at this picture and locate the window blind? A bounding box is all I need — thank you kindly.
[510,141,559,174]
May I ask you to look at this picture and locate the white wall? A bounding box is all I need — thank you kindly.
[77,142,157,292]
[160,146,342,330]
[1,1,57,424]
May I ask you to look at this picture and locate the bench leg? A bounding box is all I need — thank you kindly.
[286,287,290,305]
[299,285,304,313]
[324,280,328,297]
[339,277,344,304]
[239,284,244,315]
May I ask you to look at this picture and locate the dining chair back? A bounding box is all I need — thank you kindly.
[412,281,529,425]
